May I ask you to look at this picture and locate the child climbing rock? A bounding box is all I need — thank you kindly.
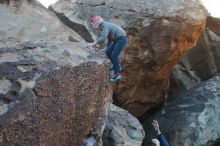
[86,16,128,82]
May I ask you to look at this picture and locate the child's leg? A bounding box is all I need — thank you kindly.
[111,36,128,75]
[105,43,115,64]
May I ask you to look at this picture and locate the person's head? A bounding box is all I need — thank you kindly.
[89,16,104,29]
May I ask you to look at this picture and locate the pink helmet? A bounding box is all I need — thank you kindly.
[89,16,104,28]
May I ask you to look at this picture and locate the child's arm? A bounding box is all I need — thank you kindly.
[96,26,109,45]
[152,120,169,146]
[86,25,109,48]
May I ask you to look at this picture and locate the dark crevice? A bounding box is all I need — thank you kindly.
[77,2,106,7]
[138,102,164,123]
[78,3,142,14]
[49,7,93,43]
[1,98,11,104]
[212,138,220,146]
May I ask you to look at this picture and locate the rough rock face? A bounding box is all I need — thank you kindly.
[51,0,207,116]
[170,16,220,97]
[143,75,220,146]
[169,55,201,97]
[179,17,220,81]
[187,16,220,79]
[207,16,220,36]
[102,104,145,146]
[0,1,112,146]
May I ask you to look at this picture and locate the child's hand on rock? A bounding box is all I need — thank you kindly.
[86,42,96,48]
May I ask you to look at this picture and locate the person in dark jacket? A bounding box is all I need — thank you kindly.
[152,120,169,146]
[86,16,128,82]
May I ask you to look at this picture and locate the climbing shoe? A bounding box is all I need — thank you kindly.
[109,74,122,82]
[110,65,123,71]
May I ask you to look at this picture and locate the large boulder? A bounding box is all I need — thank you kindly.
[51,0,207,116]
[102,104,145,146]
[169,55,201,97]
[143,75,220,146]
[170,16,220,97]
[207,16,220,36]
[179,16,220,80]
[0,1,112,146]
